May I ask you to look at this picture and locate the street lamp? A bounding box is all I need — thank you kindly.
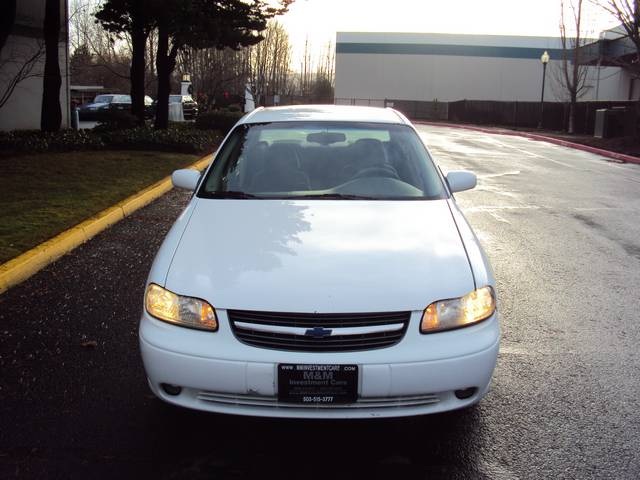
[538,51,550,129]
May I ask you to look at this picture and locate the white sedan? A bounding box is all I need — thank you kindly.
[140,105,499,418]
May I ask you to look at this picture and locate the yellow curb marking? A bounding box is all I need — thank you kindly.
[0,153,212,294]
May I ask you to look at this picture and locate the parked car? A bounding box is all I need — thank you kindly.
[169,94,199,119]
[77,94,129,120]
[140,105,499,418]
[77,94,154,120]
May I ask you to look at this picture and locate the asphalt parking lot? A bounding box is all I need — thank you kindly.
[1,124,639,479]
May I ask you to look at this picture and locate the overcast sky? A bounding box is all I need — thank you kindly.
[278,0,619,68]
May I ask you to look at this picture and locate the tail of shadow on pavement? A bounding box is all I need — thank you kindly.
[144,399,487,480]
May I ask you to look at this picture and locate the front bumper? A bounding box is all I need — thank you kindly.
[139,310,500,418]
[78,109,106,120]
[183,108,198,119]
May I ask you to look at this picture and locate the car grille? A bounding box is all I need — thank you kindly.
[196,391,441,409]
[227,310,410,352]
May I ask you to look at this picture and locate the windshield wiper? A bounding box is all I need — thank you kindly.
[203,192,378,200]
[288,193,377,200]
[204,191,259,199]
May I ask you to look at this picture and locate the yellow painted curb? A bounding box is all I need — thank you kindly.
[0,153,212,294]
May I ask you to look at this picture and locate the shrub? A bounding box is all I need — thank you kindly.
[94,111,141,131]
[99,126,222,154]
[195,110,244,134]
[0,129,105,154]
[0,124,223,156]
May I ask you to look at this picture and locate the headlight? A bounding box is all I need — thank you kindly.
[145,283,218,331]
[420,286,495,333]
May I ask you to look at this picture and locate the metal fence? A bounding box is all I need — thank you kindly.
[448,100,636,134]
[333,97,636,135]
[335,98,386,108]
[334,98,448,120]
[261,95,333,107]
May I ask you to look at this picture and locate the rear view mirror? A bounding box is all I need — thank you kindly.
[307,132,346,145]
[446,170,477,193]
[172,169,201,191]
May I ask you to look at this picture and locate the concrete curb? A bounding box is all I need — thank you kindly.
[417,121,640,165]
[0,153,212,294]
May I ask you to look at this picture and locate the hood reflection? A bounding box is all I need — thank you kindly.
[166,199,474,312]
[188,200,311,286]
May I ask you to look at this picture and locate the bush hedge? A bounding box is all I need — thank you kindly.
[195,110,244,134]
[94,111,141,131]
[102,127,222,154]
[0,125,222,156]
[0,129,105,153]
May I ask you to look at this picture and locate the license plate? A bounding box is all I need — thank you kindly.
[278,364,358,404]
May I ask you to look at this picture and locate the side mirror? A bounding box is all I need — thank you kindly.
[172,169,201,191]
[446,170,477,193]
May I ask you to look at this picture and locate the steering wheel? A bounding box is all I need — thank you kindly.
[353,166,400,180]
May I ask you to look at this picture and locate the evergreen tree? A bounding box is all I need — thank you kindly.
[96,0,154,124]
[96,0,293,129]
[153,0,293,129]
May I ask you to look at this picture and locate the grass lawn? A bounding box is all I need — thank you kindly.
[0,150,200,264]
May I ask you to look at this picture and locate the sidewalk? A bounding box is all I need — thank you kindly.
[417,121,640,165]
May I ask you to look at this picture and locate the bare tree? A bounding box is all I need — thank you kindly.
[0,40,44,110]
[175,23,336,108]
[558,0,591,133]
[179,46,249,107]
[69,0,97,52]
[597,0,640,76]
[316,40,335,85]
[594,0,640,135]
[69,0,135,91]
[312,40,334,102]
[146,29,158,93]
[298,37,314,97]
[177,20,293,109]
[0,0,45,111]
[248,21,292,104]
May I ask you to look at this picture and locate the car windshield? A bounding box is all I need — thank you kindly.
[93,95,114,103]
[199,122,447,200]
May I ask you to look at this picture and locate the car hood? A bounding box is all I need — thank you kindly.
[80,102,109,109]
[164,199,475,312]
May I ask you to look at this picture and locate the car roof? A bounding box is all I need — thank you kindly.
[239,105,411,126]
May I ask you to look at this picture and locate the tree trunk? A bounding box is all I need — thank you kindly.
[155,21,170,129]
[155,17,180,130]
[130,20,148,125]
[635,98,640,139]
[568,93,577,134]
[0,0,16,54]
[41,0,61,132]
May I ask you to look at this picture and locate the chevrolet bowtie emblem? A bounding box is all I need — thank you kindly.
[305,327,332,338]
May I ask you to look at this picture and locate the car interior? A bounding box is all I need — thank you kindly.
[237,139,414,193]
[203,124,445,199]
